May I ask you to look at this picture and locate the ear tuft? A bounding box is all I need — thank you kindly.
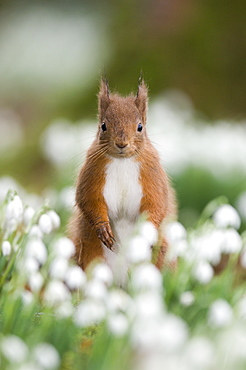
[98,77,110,120]
[135,78,148,123]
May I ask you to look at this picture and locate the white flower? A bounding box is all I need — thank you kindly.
[166,221,187,244]
[139,221,158,245]
[49,257,68,280]
[193,261,214,284]
[184,337,215,369]
[23,206,35,226]
[135,291,164,319]
[23,257,40,274]
[208,299,233,328]
[2,240,11,256]
[213,204,241,229]
[55,301,74,319]
[38,214,53,234]
[130,264,163,292]
[85,280,107,301]
[74,300,106,327]
[219,327,246,362]
[107,289,133,315]
[158,314,188,352]
[65,266,86,290]
[180,291,195,307]
[51,237,75,259]
[25,238,47,265]
[21,290,34,306]
[92,263,113,286]
[1,335,29,363]
[5,195,23,223]
[107,313,129,337]
[46,210,61,230]
[29,225,43,239]
[126,235,151,264]
[190,230,223,265]
[28,272,44,292]
[221,229,242,254]
[131,317,161,350]
[44,281,71,306]
[33,343,60,369]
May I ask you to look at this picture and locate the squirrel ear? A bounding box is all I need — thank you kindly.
[135,77,148,122]
[98,77,110,119]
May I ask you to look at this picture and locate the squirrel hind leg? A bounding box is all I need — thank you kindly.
[154,237,177,271]
[68,210,104,270]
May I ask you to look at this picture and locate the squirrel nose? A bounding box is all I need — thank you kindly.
[116,143,128,149]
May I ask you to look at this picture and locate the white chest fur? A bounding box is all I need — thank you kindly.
[103,157,143,223]
[103,157,143,284]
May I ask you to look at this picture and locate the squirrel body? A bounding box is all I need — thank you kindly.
[70,78,176,278]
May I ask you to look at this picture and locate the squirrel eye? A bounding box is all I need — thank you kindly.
[137,123,143,132]
[101,122,107,132]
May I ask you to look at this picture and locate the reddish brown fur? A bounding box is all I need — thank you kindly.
[69,78,176,271]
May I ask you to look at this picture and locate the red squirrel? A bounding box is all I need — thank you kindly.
[70,77,176,276]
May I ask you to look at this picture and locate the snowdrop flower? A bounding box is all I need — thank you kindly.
[58,186,75,210]
[49,257,68,280]
[38,214,53,234]
[21,290,34,306]
[107,313,129,337]
[5,195,23,224]
[51,237,75,259]
[208,299,233,328]
[191,230,223,265]
[23,206,35,226]
[219,327,246,362]
[28,272,44,292]
[134,291,164,319]
[55,301,74,319]
[2,240,11,256]
[23,257,39,274]
[46,210,61,230]
[130,264,162,292]
[213,204,241,229]
[74,300,106,327]
[92,263,113,286]
[193,261,214,284]
[131,317,162,350]
[180,291,195,307]
[107,289,133,315]
[43,281,71,306]
[220,229,242,254]
[33,343,60,369]
[29,225,43,239]
[25,238,47,265]
[166,221,187,243]
[65,265,86,290]
[158,314,188,352]
[85,280,107,301]
[184,337,215,369]
[126,235,151,264]
[1,335,29,363]
[139,221,158,245]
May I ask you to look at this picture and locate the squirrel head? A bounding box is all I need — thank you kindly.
[97,77,149,158]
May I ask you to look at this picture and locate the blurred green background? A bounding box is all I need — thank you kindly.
[0,0,246,228]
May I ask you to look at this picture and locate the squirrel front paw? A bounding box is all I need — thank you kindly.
[96,222,115,251]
